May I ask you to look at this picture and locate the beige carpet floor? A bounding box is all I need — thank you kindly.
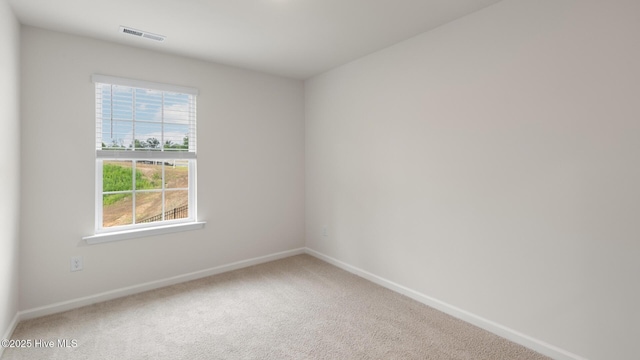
[3,255,549,360]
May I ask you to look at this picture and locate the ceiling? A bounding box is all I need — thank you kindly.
[8,0,501,79]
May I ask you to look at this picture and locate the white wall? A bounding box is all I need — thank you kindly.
[0,0,20,344]
[305,0,640,359]
[19,26,305,310]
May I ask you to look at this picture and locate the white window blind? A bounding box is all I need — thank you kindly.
[93,74,197,159]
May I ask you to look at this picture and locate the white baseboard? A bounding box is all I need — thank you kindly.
[0,312,20,358]
[304,247,587,360]
[12,246,586,360]
[19,247,305,321]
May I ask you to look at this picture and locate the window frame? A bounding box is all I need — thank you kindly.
[89,75,200,238]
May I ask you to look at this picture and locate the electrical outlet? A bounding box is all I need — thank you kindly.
[322,226,328,238]
[70,256,83,272]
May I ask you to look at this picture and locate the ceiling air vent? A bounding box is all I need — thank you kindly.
[119,26,165,42]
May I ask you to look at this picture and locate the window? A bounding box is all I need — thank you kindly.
[91,75,198,235]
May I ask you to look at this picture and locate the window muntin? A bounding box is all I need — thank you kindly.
[93,75,197,233]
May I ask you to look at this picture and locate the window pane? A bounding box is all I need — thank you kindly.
[164,92,191,124]
[101,120,133,149]
[103,193,132,228]
[135,161,163,190]
[134,122,162,150]
[135,192,163,224]
[112,86,133,121]
[103,160,133,192]
[135,89,162,121]
[165,161,189,189]
[165,190,189,220]
[163,123,189,151]
[100,86,112,119]
[103,160,133,228]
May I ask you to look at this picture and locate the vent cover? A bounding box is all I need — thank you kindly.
[119,26,165,42]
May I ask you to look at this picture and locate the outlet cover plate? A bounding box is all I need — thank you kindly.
[71,256,83,272]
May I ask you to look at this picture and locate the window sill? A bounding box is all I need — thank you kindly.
[83,221,206,245]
